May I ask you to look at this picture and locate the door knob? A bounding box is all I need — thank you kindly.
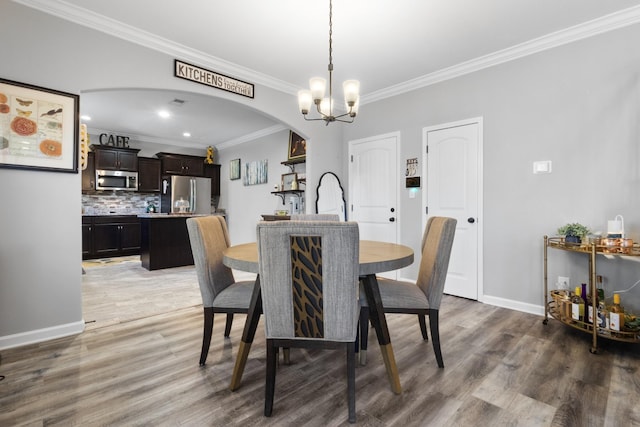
[389,217,395,222]
[468,217,475,223]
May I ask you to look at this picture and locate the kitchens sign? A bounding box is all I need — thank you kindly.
[174,60,254,99]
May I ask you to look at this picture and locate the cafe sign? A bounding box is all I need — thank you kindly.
[174,59,254,99]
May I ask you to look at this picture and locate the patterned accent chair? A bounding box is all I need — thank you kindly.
[256,220,360,423]
[360,216,456,368]
[186,216,254,366]
[290,214,340,221]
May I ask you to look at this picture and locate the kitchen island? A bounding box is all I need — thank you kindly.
[139,213,219,270]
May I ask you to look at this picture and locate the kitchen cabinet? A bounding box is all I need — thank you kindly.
[140,215,194,270]
[156,152,204,177]
[92,145,140,171]
[81,151,95,192]
[82,216,93,258]
[138,157,161,192]
[203,164,221,196]
[83,215,141,259]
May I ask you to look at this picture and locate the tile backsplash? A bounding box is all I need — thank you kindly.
[82,192,220,214]
[82,191,160,214]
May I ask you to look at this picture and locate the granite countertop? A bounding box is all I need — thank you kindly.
[138,213,221,218]
[83,211,223,218]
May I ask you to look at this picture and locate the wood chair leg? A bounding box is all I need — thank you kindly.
[359,307,369,365]
[200,307,214,366]
[429,309,444,368]
[418,314,429,341]
[347,342,357,423]
[224,313,234,337]
[265,340,277,417]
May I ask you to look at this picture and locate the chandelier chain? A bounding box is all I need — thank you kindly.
[328,0,333,71]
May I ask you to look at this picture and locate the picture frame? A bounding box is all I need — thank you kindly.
[243,159,268,186]
[0,78,79,173]
[229,158,241,180]
[287,131,306,161]
[281,172,298,191]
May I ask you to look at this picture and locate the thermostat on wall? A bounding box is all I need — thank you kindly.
[406,177,421,188]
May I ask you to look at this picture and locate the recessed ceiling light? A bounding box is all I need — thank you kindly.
[183,132,191,137]
[158,110,171,119]
[81,115,91,121]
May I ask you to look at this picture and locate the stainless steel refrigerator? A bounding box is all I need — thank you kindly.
[160,175,211,214]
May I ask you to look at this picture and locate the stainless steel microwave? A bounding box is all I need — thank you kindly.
[95,169,138,191]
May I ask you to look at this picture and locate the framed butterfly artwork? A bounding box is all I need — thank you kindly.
[0,78,79,173]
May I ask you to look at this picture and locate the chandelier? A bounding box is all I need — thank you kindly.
[297,0,360,124]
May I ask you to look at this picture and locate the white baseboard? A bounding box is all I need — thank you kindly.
[0,320,85,350]
[482,295,544,316]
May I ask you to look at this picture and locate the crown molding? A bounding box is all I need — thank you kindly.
[88,124,286,151]
[362,5,640,104]
[14,1,640,105]
[215,124,287,151]
[12,0,298,95]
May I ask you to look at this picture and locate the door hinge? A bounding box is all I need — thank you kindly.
[426,145,429,154]
[425,206,428,214]
[350,155,353,162]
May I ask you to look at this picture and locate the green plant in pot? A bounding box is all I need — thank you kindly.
[557,223,590,244]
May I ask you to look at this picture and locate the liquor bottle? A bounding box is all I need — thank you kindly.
[609,293,625,332]
[581,283,592,324]
[571,286,585,322]
[597,300,608,333]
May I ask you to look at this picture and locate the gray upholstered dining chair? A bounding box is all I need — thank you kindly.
[359,216,456,368]
[256,220,360,423]
[186,215,254,366]
[289,214,340,221]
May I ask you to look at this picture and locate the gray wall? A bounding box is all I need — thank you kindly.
[343,23,640,312]
[2,1,639,348]
[0,2,341,348]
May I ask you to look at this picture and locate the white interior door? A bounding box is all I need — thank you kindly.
[423,119,482,300]
[349,133,399,278]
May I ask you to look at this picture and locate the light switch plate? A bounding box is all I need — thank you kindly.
[533,160,552,174]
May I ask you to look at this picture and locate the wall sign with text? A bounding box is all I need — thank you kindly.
[174,60,254,99]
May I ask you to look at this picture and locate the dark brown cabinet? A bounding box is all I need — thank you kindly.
[140,216,194,270]
[82,216,93,258]
[137,157,161,192]
[83,215,141,259]
[81,151,95,192]
[156,152,204,177]
[203,164,221,196]
[92,145,140,171]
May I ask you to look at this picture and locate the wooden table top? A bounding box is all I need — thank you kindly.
[223,240,414,275]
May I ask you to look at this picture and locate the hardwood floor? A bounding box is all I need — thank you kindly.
[1,262,639,426]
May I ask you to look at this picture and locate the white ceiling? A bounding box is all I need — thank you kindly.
[15,0,640,150]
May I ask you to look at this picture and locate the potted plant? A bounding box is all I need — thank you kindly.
[557,222,590,244]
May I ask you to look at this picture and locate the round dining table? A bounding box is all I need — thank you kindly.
[223,240,414,395]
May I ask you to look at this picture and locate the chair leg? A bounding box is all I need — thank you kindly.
[265,340,277,417]
[429,309,444,368]
[224,313,234,337]
[283,348,291,365]
[359,307,369,365]
[418,314,429,341]
[347,342,357,423]
[200,307,214,366]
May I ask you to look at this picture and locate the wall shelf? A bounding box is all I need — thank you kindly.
[271,190,305,204]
